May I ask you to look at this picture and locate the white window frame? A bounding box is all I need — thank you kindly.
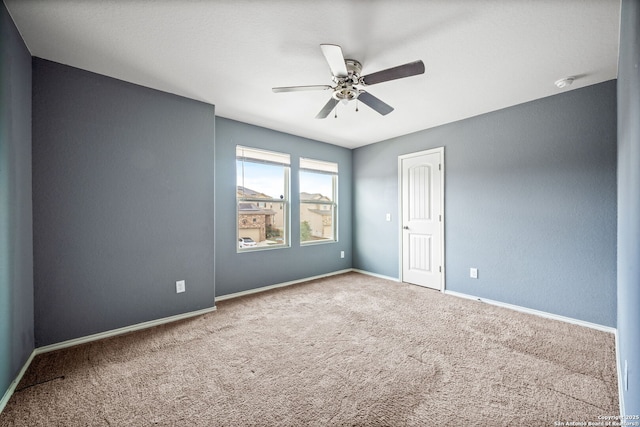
[299,158,338,245]
[236,146,290,252]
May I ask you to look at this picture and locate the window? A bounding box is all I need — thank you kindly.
[236,146,290,251]
[300,158,338,244]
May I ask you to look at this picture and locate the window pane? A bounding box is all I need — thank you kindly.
[300,171,333,202]
[237,160,286,200]
[237,146,289,251]
[300,162,337,244]
[238,200,287,248]
[300,204,334,243]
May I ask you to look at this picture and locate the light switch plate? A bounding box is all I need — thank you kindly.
[470,268,478,279]
[176,280,186,293]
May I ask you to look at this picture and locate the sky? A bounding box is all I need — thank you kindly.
[236,161,333,200]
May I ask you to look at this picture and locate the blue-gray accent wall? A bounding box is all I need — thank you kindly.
[617,0,640,416]
[0,1,34,400]
[353,81,617,328]
[32,59,216,346]
[215,117,352,297]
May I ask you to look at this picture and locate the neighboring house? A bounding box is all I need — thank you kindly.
[300,192,333,240]
[237,186,282,242]
[236,186,268,199]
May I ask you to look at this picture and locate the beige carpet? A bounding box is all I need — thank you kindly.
[1,272,619,426]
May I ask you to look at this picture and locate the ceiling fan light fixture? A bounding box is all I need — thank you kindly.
[332,86,358,102]
[555,76,575,89]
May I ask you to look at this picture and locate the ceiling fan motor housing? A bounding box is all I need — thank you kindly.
[332,59,362,101]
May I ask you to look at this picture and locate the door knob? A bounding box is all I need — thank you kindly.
[403,226,409,230]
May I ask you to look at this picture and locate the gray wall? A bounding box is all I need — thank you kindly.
[0,1,34,398]
[0,0,626,406]
[354,81,617,327]
[32,59,216,346]
[617,0,640,415]
[215,117,352,296]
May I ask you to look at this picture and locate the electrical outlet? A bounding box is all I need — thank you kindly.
[470,268,478,279]
[176,280,186,293]
[340,251,345,259]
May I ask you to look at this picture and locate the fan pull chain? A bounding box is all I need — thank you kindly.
[334,103,338,118]
[356,99,359,112]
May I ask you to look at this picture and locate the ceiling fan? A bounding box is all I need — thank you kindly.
[272,44,425,119]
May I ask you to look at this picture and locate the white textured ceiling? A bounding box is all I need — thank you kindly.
[5,0,620,149]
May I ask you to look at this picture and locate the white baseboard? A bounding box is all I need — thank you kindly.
[354,274,615,334]
[1,305,217,415]
[449,289,621,415]
[0,306,216,413]
[0,350,36,415]
[3,277,620,416]
[351,269,400,283]
[5,270,358,412]
[36,305,217,355]
[444,290,616,334]
[215,269,353,302]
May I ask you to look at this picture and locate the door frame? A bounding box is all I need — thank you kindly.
[397,147,446,291]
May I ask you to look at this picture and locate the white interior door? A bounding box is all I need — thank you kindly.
[400,148,444,290]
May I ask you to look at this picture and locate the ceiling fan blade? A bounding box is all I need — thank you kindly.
[272,85,333,93]
[357,91,394,116]
[315,98,339,119]
[361,60,425,86]
[320,44,348,78]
